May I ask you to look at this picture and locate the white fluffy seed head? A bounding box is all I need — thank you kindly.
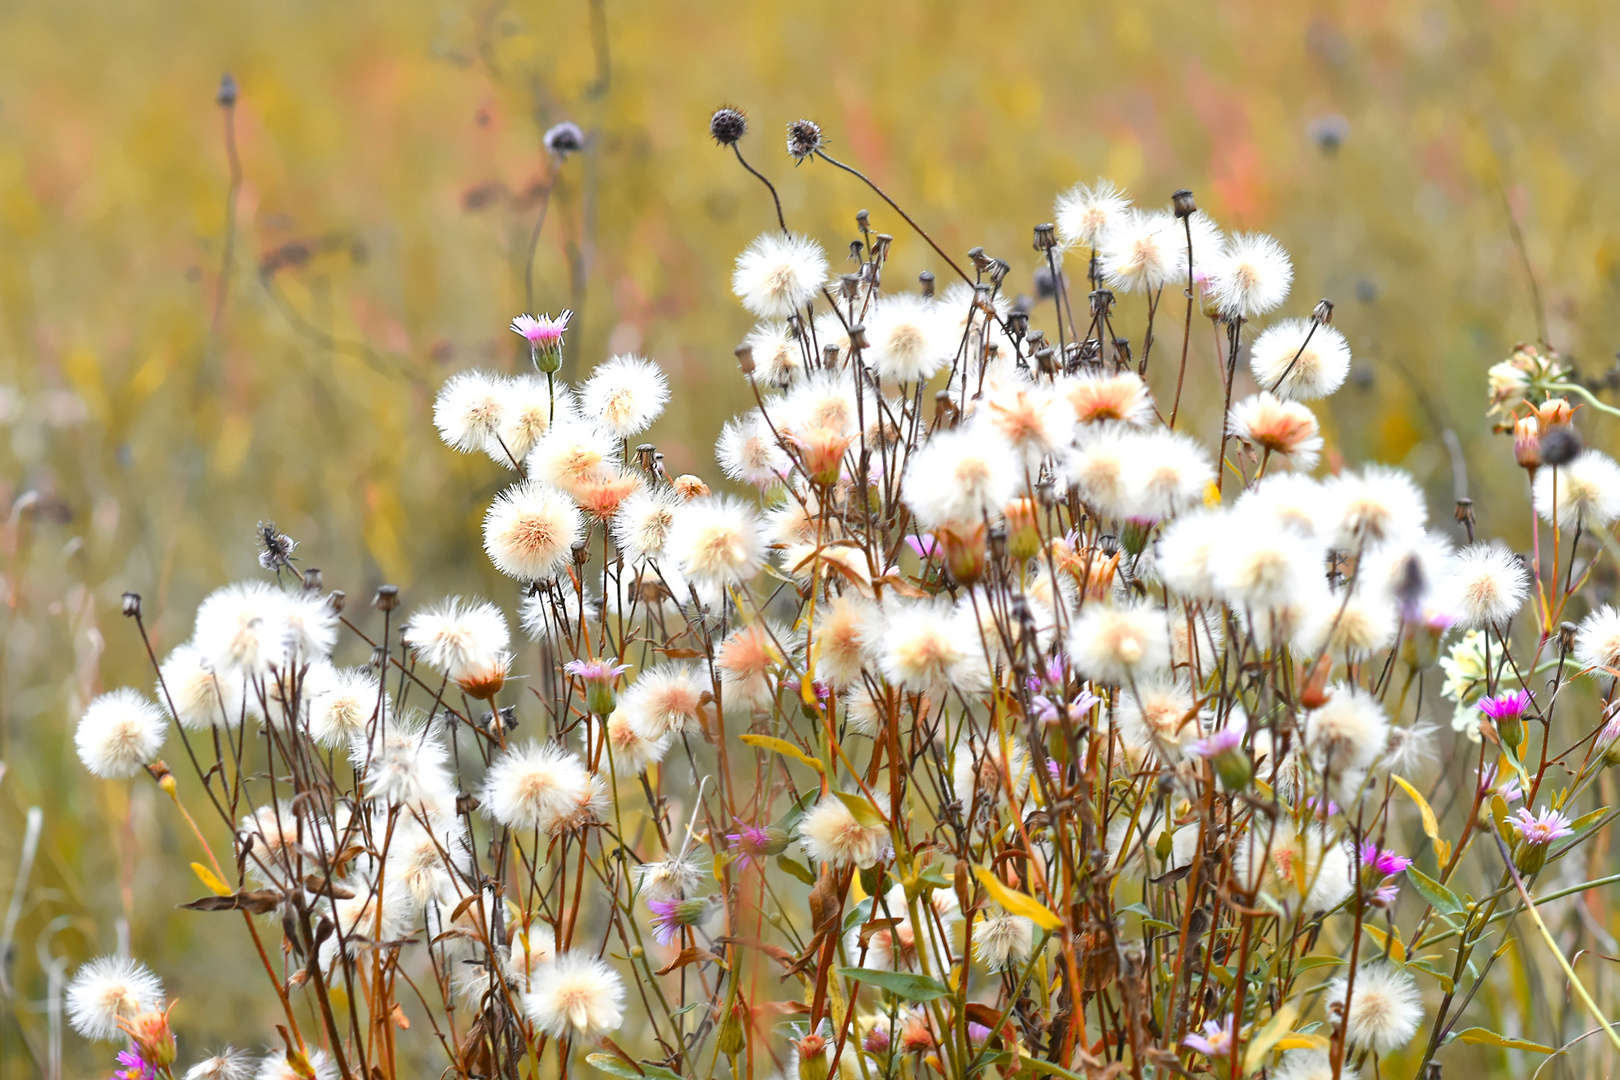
[1235,825,1352,913]
[523,952,626,1038]
[1442,543,1528,628]
[433,370,510,453]
[716,412,789,488]
[864,293,954,384]
[308,668,388,748]
[798,792,892,866]
[1228,392,1322,470]
[1099,209,1185,292]
[1304,684,1389,773]
[603,707,671,775]
[611,486,682,564]
[353,717,455,811]
[1118,430,1215,520]
[1576,605,1620,676]
[1234,473,1325,538]
[482,741,604,834]
[160,644,246,731]
[526,416,619,497]
[76,688,166,779]
[184,1048,255,1080]
[193,581,296,678]
[980,386,1076,469]
[1326,964,1423,1055]
[488,375,572,467]
[1205,232,1293,319]
[973,913,1036,969]
[745,322,807,388]
[876,598,987,694]
[1155,510,1223,599]
[403,597,511,681]
[1299,590,1398,658]
[667,496,764,588]
[1209,509,1325,610]
[1067,602,1171,685]
[1054,179,1130,250]
[732,232,829,318]
[903,427,1019,529]
[65,955,165,1040]
[1114,676,1200,757]
[483,481,584,581]
[1321,466,1428,549]
[1059,371,1156,427]
[256,1049,337,1080]
[1533,449,1620,527]
[1065,428,1132,518]
[580,355,670,438]
[1247,320,1351,400]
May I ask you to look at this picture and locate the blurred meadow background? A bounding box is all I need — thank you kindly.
[4,0,1620,1073]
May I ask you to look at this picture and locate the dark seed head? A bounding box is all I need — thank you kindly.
[216,73,238,108]
[709,107,747,147]
[543,121,586,159]
[1540,425,1582,467]
[786,119,824,161]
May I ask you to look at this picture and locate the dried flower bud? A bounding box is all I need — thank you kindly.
[967,246,990,272]
[794,1035,830,1080]
[672,475,710,499]
[1034,222,1058,251]
[1006,309,1029,337]
[716,1007,747,1058]
[936,521,988,586]
[122,591,142,618]
[933,390,959,430]
[1090,288,1115,318]
[1300,654,1333,709]
[1311,298,1335,325]
[734,344,755,376]
[839,273,861,300]
[855,208,870,230]
[918,271,935,297]
[1536,397,1573,429]
[119,1006,177,1068]
[1539,425,1581,467]
[325,589,346,614]
[987,258,1011,286]
[847,239,864,263]
[1035,345,1058,376]
[301,567,323,593]
[1171,189,1198,218]
[1513,415,1542,470]
[543,121,585,159]
[1559,621,1578,654]
[571,539,590,566]
[872,234,893,261]
[216,73,238,108]
[847,324,870,351]
[373,585,400,612]
[786,119,823,160]
[709,106,747,147]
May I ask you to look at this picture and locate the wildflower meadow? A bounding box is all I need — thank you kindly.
[9,5,1620,1080]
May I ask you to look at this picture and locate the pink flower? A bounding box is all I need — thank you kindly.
[511,311,572,346]
[1189,713,1247,760]
[1478,689,1531,722]
[1510,806,1574,846]
[724,823,774,871]
[905,533,939,560]
[1359,842,1412,876]
[1183,1014,1234,1059]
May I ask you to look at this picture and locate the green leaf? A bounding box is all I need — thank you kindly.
[776,854,816,886]
[1406,866,1466,917]
[837,966,951,1002]
[1448,1027,1558,1054]
[1293,955,1346,973]
[842,897,874,933]
[586,1053,684,1080]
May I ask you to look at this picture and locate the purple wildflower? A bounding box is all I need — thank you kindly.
[905,534,939,560]
[1478,689,1531,722]
[966,1022,993,1044]
[1510,806,1575,846]
[113,1050,155,1080]
[511,311,572,347]
[725,823,773,871]
[1188,714,1247,760]
[1359,842,1412,876]
[1478,765,1523,803]
[1183,1014,1234,1059]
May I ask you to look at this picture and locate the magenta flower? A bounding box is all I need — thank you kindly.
[1359,842,1412,876]
[511,311,572,346]
[511,311,572,372]
[1189,714,1247,760]
[1183,1014,1234,1059]
[1046,759,1062,783]
[647,896,712,946]
[966,1022,993,1044]
[1478,689,1531,722]
[564,657,630,715]
[905,533,939,560]
[1370,882,1401,907]
[1510,806,1575,846]
[113,1050,155,1080]
[1478,765,1523,803]
[725,823,773,871]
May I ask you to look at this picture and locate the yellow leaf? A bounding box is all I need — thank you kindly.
[1203,480,1222,507]
[1275,1034,1330,1051]
[973,866,1062,932]
[1392,774,1444,864]
[1242,1001,1299,1073]
[739,734,824,774]
[191,862,232,897]
[1363,924,1406,963]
